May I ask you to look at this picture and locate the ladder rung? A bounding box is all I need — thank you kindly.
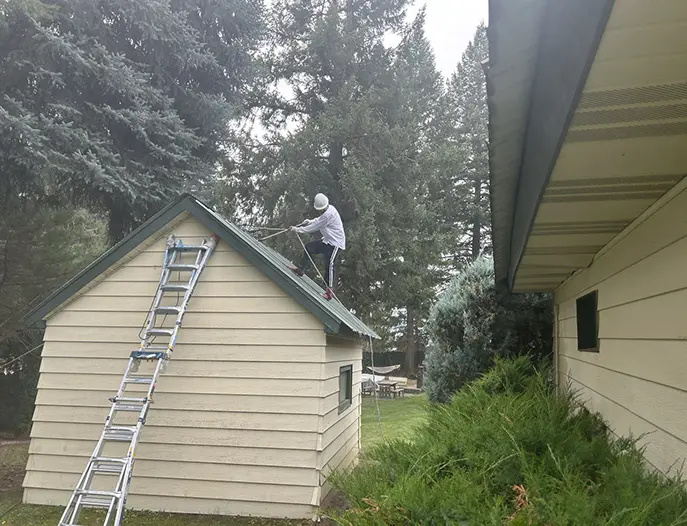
[169,245,208,252]
[167,264,198,271]
[113,403,145,412]
[77,488,119,497]
[79,496,117,509]
[103,433,135,442]
[123,376,154,385]
[111,396,148,403]
[130,350,167,360]
[94,456,128,464]
[147,328,174,337]
[108,425,137,432]
[161,284,189,292]
[155,306,181,315]
[91,464,124,475]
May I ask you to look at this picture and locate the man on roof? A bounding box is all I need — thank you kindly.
[289,193,346,301]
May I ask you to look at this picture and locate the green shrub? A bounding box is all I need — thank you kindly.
[424,258,552,403]
[329,358,687,525]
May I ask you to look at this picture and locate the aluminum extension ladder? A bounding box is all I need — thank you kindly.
[58,233,219,526]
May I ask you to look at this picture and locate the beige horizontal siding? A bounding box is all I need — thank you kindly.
[44,326,324,346]
[37,374,329,397]
[33,405,319,432]
[560,371,687,477]
[26,455,317,486]
[24,488,313,519]
[40,357,325,379]
[42,342,325,360]
[35,390,325,414]
[61,295,304,313]
[558,337,687,394]
[26,216,329,517]
[314,335,362,506]
[322,417,359,469]
[80,280,289,297]
[25,471,314,505]
[49,311,323,330]
[555,182,687,477]
[31,422,317,450]
[29,439,317,469]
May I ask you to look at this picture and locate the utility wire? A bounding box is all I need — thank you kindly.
[0,343,43,369]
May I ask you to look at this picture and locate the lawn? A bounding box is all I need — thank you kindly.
[361,393,428,450]
[0,395,427,525]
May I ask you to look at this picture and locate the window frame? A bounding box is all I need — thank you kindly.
[576,290,599,352]
[338,364,353,414]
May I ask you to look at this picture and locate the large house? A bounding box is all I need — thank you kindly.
[22,194,377,519]
[488,0,687,475]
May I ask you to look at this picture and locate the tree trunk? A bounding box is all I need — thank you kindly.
[471,178,482,259]
[405,308,416,376]
[107,199,132,244]
[328,141,344,181]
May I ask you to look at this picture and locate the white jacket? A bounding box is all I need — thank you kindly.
[295,205,346,250]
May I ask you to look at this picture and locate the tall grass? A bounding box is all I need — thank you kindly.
[329,357,687,525]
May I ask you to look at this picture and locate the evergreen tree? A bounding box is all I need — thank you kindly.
[0,0,264,240]
[443,24,490,265]
[379,11,450,374]
[0,200,107,435]
[222,2,450,372]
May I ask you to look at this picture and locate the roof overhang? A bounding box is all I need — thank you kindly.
[489,0,687,292]
[24,194,379,338]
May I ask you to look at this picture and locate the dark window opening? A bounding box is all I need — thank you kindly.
[576,291,599,352]
[339,365,353,413]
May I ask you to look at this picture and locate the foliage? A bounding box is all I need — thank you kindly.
[423,258,496,403]
[218,0,458,371]
[0,0,264,240]
[441,24,491,265]
[423,258,552,403]
[330,358,687,526]
[0,203,107,435]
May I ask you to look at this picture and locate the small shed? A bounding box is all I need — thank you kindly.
[22,194,378,519]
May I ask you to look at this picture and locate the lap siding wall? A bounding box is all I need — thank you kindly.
[24,216,330,519]
[555,181,687,476]
[317,334,362,503]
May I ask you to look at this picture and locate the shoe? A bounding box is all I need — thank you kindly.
[288,266,304,277]
[322,288,334,301]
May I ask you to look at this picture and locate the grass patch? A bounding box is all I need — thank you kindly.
[331,357,687,525]
[361,394,428,450]
[1,505,313,525]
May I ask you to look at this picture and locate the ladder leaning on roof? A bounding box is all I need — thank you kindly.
[58,233,219,526]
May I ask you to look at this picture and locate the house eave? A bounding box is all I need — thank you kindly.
[488,0,615,291]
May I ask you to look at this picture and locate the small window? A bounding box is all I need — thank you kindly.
[338,365,353,413]
[576,291,598,352]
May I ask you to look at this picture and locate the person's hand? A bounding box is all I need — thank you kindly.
[290,226,298,232]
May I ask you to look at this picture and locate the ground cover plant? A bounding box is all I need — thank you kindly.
[330,357,687,525]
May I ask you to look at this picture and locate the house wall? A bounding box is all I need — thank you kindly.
[23,216,330,519]
[555,182,687,476]
[317,334,362,504]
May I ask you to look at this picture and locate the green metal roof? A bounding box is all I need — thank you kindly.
[25,194,379,338]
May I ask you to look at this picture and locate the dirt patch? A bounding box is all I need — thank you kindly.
[0,442,29,493]
[0,466,24,493]
[0,440,29,447]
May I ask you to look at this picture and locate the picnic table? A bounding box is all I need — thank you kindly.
[377,379,405,398]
